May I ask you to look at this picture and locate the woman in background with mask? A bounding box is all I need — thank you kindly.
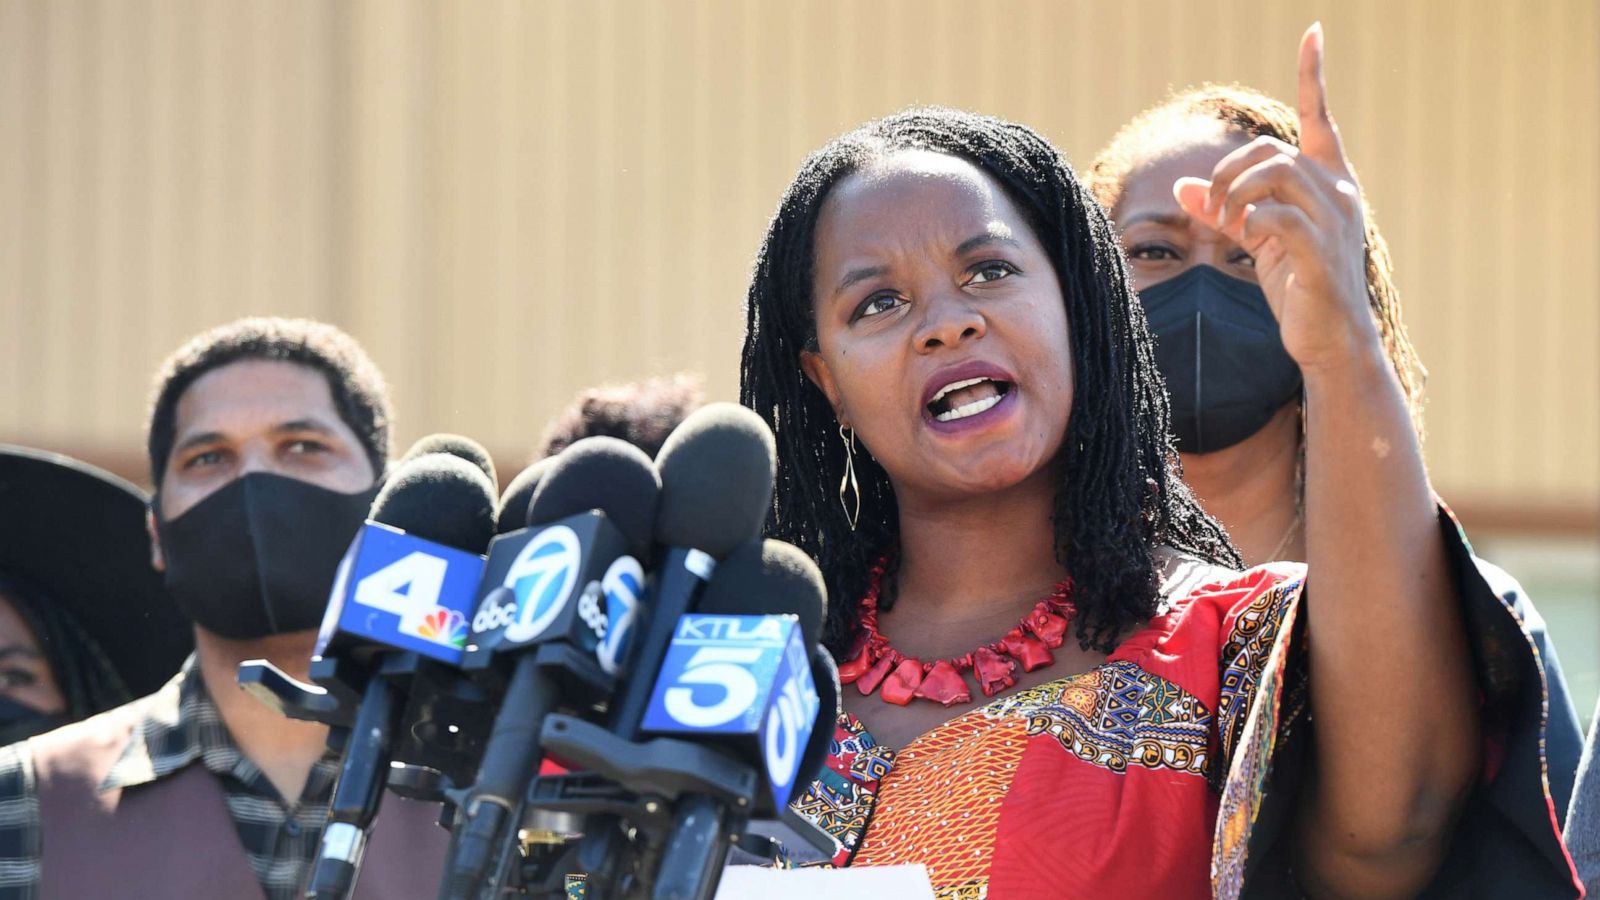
[0,446,192,743]
[1088,24,1584,894]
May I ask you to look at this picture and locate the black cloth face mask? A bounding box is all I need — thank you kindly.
[156,473,378,640]
[1139,264,1303,454]
[0,697,67,745]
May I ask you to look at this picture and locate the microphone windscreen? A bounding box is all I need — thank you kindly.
[370,453,497,553]
[795,646,841,788]
[655,403,775,559]
[496,458,552,535]
[695,538,825,648]
[399,433,497,491]
[525,437,661,553]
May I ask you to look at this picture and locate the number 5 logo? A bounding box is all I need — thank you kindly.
[353,551,448,634]
[663,647,763,728]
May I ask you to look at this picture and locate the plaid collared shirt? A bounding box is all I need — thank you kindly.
[0,656,341,900]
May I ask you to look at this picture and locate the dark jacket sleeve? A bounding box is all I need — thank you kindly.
[1424,546,1584,899]
[1239,505,1584,899]
[1565,697,1600,895]
[1471,557,1584,824]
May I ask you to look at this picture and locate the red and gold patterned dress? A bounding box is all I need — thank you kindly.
[789,563,1308,900]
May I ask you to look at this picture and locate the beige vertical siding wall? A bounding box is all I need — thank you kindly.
[1,0,1595,524]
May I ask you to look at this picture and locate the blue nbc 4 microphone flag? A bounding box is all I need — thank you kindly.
[315,521,484,665]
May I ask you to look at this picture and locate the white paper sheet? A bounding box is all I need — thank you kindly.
[713,864,936,900]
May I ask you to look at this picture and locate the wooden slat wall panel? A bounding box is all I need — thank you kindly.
[1,0,1595,518]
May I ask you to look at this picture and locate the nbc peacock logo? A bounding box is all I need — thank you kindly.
[415,608,469,649]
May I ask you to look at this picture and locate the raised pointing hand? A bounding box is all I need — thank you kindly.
[1171,22,1376,373]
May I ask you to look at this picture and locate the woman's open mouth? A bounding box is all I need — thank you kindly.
[922,363,1019,433]
[927,376,1013,422]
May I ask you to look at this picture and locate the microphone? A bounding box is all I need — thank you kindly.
[315,453,496,668]
[399,433,499,490]
[443,437,661,900]
[643,539,825,810]
[698,539,825,642]
[567,405,775,893]
[605,403,776,740]
[689,539,833,809]
[495,458,553,536]
[641,539,828,900]
[305,451,497,900]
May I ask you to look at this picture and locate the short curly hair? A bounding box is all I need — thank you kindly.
[146,317,392,488]
[538,374,703,460]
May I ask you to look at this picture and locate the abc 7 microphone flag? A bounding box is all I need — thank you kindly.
[465,508,645,675]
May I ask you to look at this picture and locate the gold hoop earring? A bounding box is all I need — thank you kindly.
[838,425,860,531]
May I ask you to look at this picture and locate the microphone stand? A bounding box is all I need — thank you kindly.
[441,642,616,900]
[516,714,760,900]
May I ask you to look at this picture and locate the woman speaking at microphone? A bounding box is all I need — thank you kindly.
[738,37,1496,900]
[1085,24,1582,895]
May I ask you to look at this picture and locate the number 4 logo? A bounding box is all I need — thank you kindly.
[354,551,448,635]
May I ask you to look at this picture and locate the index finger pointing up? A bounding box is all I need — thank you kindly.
[1298,22,1351,174]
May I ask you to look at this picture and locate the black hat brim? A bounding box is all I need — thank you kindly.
[0,445,193,698]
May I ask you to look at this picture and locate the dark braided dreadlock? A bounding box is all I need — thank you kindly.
[740,107,1239,658]
[0,572,132,721]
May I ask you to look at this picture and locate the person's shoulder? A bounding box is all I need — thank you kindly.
[1110,551,1305,666]
[1466,555,1542,622]
[0,737,40,897]
[0,700,150,801]
[1154,551,1237,609]
[1155,549,1305,618]
[27,699,147,759]
[23,695,154,793]
[1155,552,1305,652]
[0,739,36,800]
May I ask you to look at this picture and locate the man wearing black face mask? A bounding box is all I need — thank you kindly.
[0,318,447,900]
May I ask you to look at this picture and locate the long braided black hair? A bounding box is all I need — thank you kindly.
[740,107,1240,657]
[0,572,132,720]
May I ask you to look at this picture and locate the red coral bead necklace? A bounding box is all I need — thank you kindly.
[837,555,1077,707]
